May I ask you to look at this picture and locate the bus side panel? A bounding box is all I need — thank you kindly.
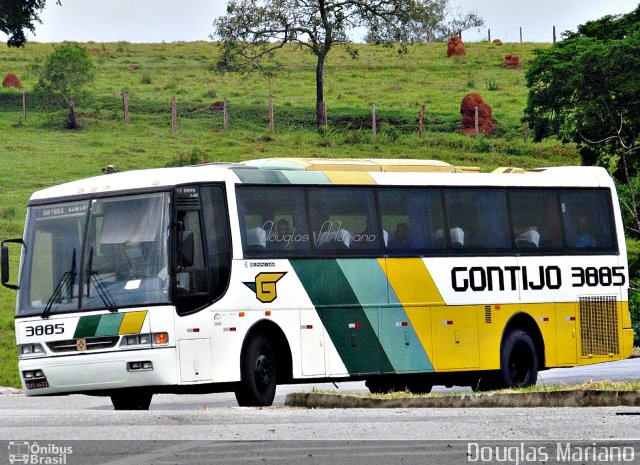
[290,259,392,376]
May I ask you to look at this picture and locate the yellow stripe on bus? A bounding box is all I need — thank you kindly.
[118,311,147,334]
[382,258,445,360]
[323,171,376,185]
[384,258,445,305]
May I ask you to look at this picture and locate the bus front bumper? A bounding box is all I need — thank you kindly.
[18,347,178,396]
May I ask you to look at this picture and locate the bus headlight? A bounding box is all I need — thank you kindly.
[120,332,169,348]
[18,343,45,358]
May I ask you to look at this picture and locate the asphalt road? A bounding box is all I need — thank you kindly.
[0,358,638,464]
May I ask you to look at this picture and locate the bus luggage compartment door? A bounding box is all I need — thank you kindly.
[178,339,213,382]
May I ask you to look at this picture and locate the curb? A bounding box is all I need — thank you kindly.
[0,387,22,395]
[284,390,640,408]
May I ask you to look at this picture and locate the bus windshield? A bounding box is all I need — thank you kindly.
[17,192,171,317]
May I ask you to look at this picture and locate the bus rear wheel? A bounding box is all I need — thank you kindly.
[499,329,538,388]
[235,335,278,407]
[110,389,153,410]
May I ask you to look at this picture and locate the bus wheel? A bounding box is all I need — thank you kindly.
[110,390,153,410]
[499,329,538,388]
[235,335,277,407]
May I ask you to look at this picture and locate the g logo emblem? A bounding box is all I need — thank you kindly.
[244,272,286,303]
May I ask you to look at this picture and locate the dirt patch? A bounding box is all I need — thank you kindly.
[2,73,23,89]
[460,93,497,135]
[447,36,465,57]
[504,53,521,69]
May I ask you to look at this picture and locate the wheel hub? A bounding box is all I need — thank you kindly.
[254,354,273,387]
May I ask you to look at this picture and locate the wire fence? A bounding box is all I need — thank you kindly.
[460,25,577,43]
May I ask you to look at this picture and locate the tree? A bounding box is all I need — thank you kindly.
[369,0,484,43]
[524,6,640,232]
[33,43,96,129]
[0,0,58,47]
[212,0,428,127]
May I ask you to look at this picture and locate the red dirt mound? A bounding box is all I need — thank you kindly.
[460,93,497,136]
[504,53,521,69]
[2,73,23,89]
[447,36,465,57]
[210,101,225,111]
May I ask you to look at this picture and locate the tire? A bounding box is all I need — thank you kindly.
[498,329,538,388]
[110,389,153,410]
[365,378,391,394]
[235,335,278,407]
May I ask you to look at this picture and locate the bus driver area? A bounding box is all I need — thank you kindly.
[1,157,633,410]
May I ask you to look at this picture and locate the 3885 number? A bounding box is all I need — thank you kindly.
[25,323,64,337]
[571,266,625,287]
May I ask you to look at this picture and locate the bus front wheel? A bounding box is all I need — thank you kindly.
[235,335,278,407]
[499,329,538,388]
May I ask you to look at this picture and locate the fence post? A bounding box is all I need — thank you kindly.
[523,123,529,142]
[474,106,479,136]
[488,29,491,43]
[22,91,26,122]
[418,104,425,139]
[223,98,229,131]
[371,104,377,137]
[122,91,130,124]
[553,26,556,43]
[520,27,523,43]
[268,97,275,134]
[171,95,177,132]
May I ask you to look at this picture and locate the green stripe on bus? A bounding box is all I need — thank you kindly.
[231,168,291,184]
[385,285,434,372]
[95,313,125,337]
[281,171,331,185]
[73,315,102,338]
[337,259,434,373]
[290,259,394,375]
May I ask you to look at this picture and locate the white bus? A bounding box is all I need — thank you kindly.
[2,158,634,409]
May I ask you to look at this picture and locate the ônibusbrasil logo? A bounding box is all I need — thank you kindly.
[8,441,72,464]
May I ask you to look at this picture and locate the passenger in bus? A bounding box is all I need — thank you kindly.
[575,216,596,248]
[389,223,410,248]
[268,219,293,250]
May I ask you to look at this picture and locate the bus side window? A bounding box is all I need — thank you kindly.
[201,185,231,301]
[559,190,615,251]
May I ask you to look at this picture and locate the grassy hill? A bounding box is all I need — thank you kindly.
[0,40,579,387]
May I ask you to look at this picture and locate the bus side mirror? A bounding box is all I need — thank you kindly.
[178,231,194,268]
[1,239,23,290]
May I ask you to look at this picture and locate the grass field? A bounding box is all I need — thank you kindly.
[0,40,580,387]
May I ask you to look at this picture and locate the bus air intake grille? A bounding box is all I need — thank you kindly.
[484,305,492,324]
[47,336,120,353]
[579,296,619,356]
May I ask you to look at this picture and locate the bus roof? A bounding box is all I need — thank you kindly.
[243,157,481,173]
[28,158,614,202]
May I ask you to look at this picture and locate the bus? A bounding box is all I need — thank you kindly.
[1,158,634,410]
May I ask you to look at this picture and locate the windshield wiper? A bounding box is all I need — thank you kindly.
[42,249,77,319]
[86,247,118,313]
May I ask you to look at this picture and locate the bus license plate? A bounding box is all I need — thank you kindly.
[25,379,49,390]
